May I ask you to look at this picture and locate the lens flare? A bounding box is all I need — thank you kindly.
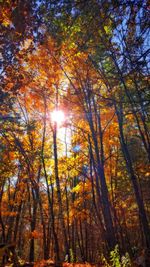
[51,110,65,125]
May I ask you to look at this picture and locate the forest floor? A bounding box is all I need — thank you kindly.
[3,262,139,267]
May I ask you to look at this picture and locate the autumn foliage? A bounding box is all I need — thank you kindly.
[0,0,150,266]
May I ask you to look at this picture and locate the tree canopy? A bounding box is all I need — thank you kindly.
[0,0,150,266]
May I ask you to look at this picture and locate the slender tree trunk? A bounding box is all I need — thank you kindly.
[0,182,6,242]
[53,124,70,261]
[115,104,150,249]
[87,112,116,250]
[13,201,23,242]
[29,189,37,263]
[42,97,60,262]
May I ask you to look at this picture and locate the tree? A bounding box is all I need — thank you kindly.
[1,0,150,264]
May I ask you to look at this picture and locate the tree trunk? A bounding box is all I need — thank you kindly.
[115,104,150,249]
[53,124,70,261]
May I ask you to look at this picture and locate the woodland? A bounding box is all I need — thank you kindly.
[0,0,150,266]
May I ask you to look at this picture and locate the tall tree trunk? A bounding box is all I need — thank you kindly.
[115,104,150,249]
[29,188,37,263]
[42,97,60,262]
[53,124,70,260]
[86,111,116,250]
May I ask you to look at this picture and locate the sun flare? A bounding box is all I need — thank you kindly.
[51,110,65,125]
